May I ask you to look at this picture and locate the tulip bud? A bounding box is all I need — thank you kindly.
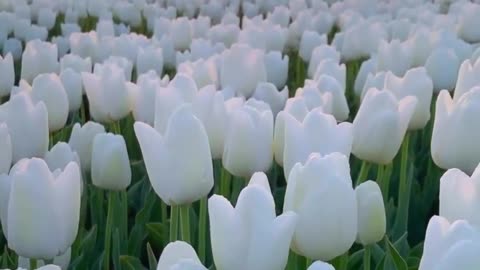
[177,58,218,89]
[283,108,352,179]
[0,53,14,98]
[60,54,92,73]
[307,261,336,270]
[376,39,411,77]
[222,100,273,177]
[45,142,81,173]
[457,4,480,43]
[284,153,357,261]
[3,38,23,61]
[454,58,480,101]
[156,241,207,270]
[68,122,106,172]
[209,172,297,270]
[308,45,340,79]
[60,69,83,112]
[130,71,161,126]
[21,40,58,83]
[134,104,214,205]
[355,181,386,245]
[354,57,376,97]
[0,124,12,174]
[136,46,164,76]
[294,85,333,112]
[299,31,327,62]
[91,133,131,191]
[306,74,349,121]
[264,51,289,89]
[313,60,346,90]
[425,48,460,92]
[252,82,288,116]
[0,158,81,259]
[419,216,480,270]
[352,88,417,164]
[0,92,48,162]
[171,17,193,51]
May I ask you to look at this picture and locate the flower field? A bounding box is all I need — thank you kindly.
[0,0,478,269]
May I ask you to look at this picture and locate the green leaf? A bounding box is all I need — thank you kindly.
[146,222,169,249]
[146,242,157,270]
[112,229,122,270]
[385,237,408,270]
[120,255,147,270]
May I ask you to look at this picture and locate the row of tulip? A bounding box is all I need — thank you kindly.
[0,0,480,269]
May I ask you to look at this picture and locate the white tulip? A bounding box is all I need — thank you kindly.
[425,48,460,92]
[299,31,327,62]
[0,123,11,174]
[60,69,83,112]
[252,82,288,116]
[156,241,206,270]
[68,122,105,172]
[355,181,386,245]
[21,40,58,83]
[0,53,14,98]
[91,133,131,191]
[454,58,480,101]
[307,261,336,270]
[264,51,289,89]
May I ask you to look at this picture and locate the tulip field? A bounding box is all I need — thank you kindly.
[2,0,480,269]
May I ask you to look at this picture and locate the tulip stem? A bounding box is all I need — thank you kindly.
[198,197,207,263]
[180,204,191,243]
[364,245,371,270]
[377,164,387,201]
[161,201,168,225]
[29,259,37,270]
[356,161,371,185]
[103,191,115,270]
[169,205,179,242]
[394,133,411,239]
[220,168,231,199]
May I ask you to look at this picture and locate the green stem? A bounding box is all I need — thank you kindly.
[356,161,371,185]
[230,177,246,205]
[169,205,179,242]
[364,245,371,270]
[198,197,207,263]
[376,164,386,200]
[103,191,115,270]
[161,201,168,225]
[121,190,128,249]
[306,257,313,268]
[286,252,297,270]
[30,259,37,270]
[180,205,191,243]
[220,168,231,198]
[395,133,411,239]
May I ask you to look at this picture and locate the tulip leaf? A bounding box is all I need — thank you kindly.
[385,237,408,270]
[146,222,169,249]
[112,228,122,270]
[120,255,148,270]
[146,242,158,270]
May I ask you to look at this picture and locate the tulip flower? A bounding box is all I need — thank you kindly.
[136,46,164,76]
[375,39,412,77]
[352,88,417,165]
[60,54,92,73]
[283,108,352,179]
[135,104,213,205]
[457,3,480,43]
[354,57,376,96]
[361,72,386,100]
[209,172,297,270]
[305,74,349,121]
[264,51,289,89]
[0,124,11,174]
[3,38,23,61]
[313,59,346,90]
[284,153,357,261]
[222,99,274,178]
[18,248,71,270]
[439,164,480,227]
[0,92,48,163]
[177,58,219,89]
[69,32,100,63]
[60,69,83,112]
[425,48,460,92]
[44,143,81,173]
[432,88,480,174]
[384,67,433,130]
[404,27,432,68]
[220,44,267,98]
[299,31,327,62]
[294,85,333,112]
[355,181,386,245]
[419,216,480,270]
[156,241,207,270]
[307,261,335,270]
[308,45,341,79]
[130,71,161,126]
[0,53,14,98]
[454,58,480,101]
[68,122,106,173]
[252,82,288,116]
[171,17,193,51]
[82,65,133,123]
[21,40,59,83]
[0,158,81,260]
[91,133,131,191]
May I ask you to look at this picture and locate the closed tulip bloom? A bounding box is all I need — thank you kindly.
[171,17,193,51]
[355,181,386,245]
[21,40,58,83]
[69,32,99,63]
[222,100,273,177]
[352,88,417,164]
[294,86,333,112]
[308,45,341,79]
[0,93,48,163]
[3,38,23,61]
[439,163,480,226]
[309,75,349,121]
[284,153,357,261]
[136,46,164,76]
[361,72,387,100]
[82,65,132,123]
[425,48,460,92]
[156,241,206,270]
[220,44,267,98]
[0,158,81,259]
[68,122,106,172]
[376,40,412,77]
[264,51,289,89]
[457,4,480,43]
[283,108,352,179]
[209,172,297,270]
[0,53,14,97]
[60,55,92,73]
[299,31,327,62]
[91,133,131,191]
[0,124,11,174]
[60,69,83,112]
[454,59,480,101]
[384,67,433,130]
[354,57,376,97]
[130,71,161,126]
[307,261,335,270]
[28,74,69,132]
[252,82,288,116]
[432,88,480,174]
[134,104,214,205]
[44,142,81,173]
[177,58,219,89]
[37,8,57,30]
[313,59,346,90]
[419,216,480,270]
